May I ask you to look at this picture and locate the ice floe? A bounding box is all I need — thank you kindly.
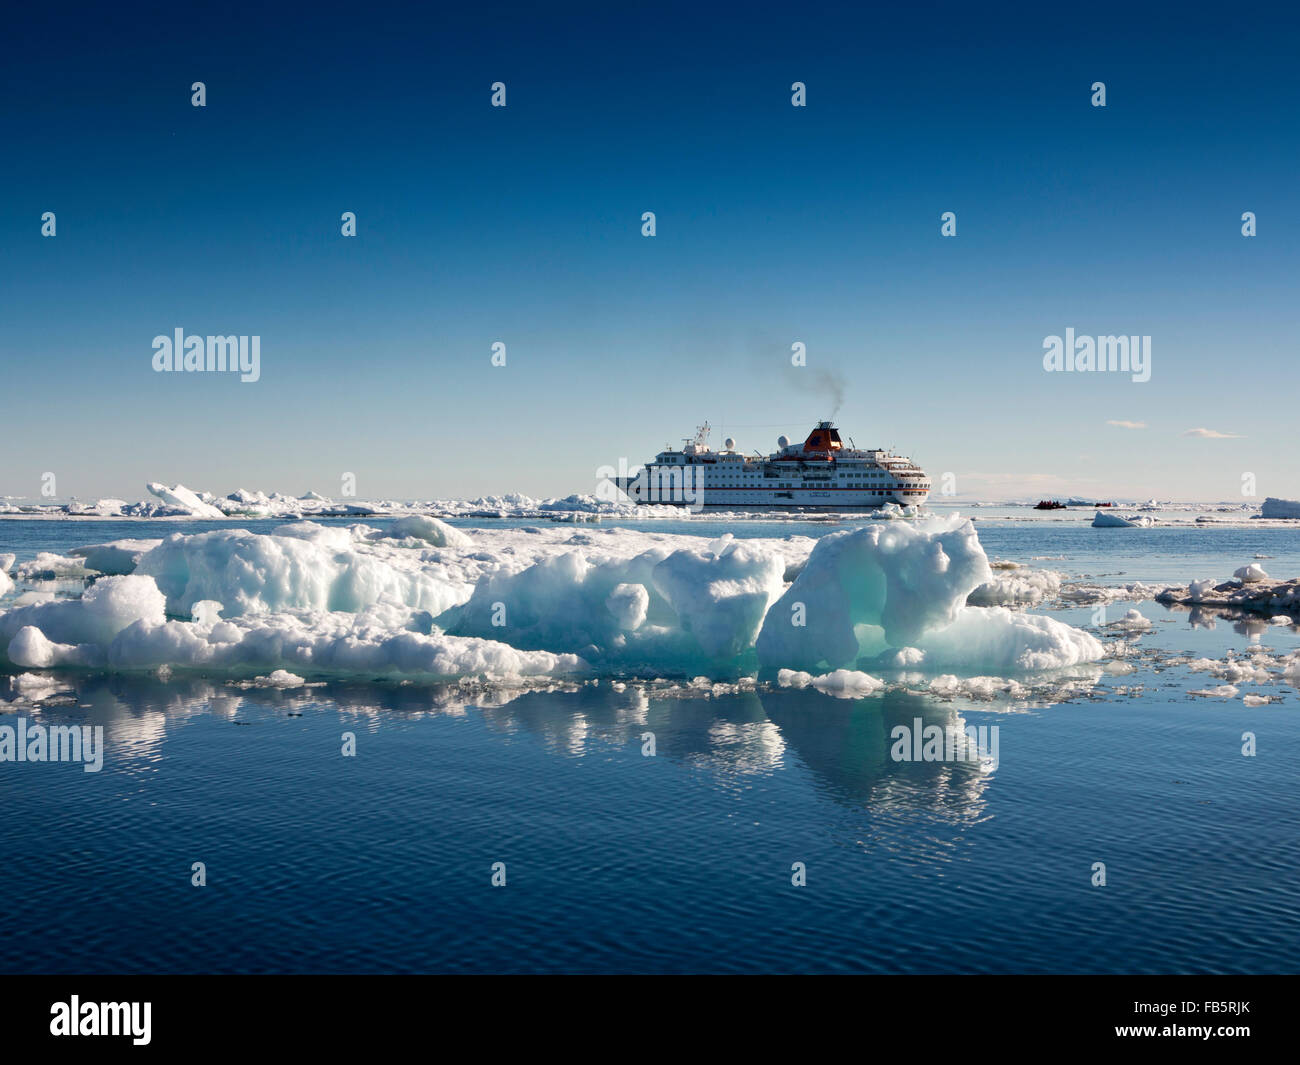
[1157,576,1300,617]
[1091,509,1158,528]
[145,482,227,519]
[1189,684,1240,699]
[1260,497,1300,519]
[754,518,1102,673]
[968,565,1063,606]
[1106,608,1154,632]
[0,514,1109,684]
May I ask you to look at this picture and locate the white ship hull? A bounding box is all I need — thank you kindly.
[611,421,931,509]
[614,480,927,508]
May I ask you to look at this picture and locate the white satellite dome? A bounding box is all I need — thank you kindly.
[777,435,789,449]
[724,437,735,451]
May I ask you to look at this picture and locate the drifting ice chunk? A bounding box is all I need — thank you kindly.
[380,515,473,548]
[914,607,1104,672]
[146,482,227,518]
[1158,575,1300,617]
[775,668,884,697]
[928,674,1027,699]
[1189,684,1239,699]
[755,517,1102,673]
[1261,497,1300,519]
[221,489,274,515]
[756,518,992,670]
[1108,608,1153,631]
[968,567,1063,606]
[1092,510,1137,527]
[809,669,885,698]
[0,575,167,666]
[69,539,163,576]
[1234,563,1269,583]
[252,670,307,688]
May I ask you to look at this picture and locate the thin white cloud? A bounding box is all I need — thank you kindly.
[1183,428,1244,439]
[1107,420,1147,429]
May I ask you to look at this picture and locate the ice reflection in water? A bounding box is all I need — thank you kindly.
[5,672,997,829]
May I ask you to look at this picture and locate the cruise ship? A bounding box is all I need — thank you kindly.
[614,422,931,508]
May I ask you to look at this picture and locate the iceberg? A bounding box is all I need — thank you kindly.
[0,515,1104,683]
[755,517,1102,673]
[145,482,227,519]
[1091,510,1155,528]
[1092,510,1137,528]
[380,515,473,549]
[0,576,168,667]
[968,565,1063,606]
[1157,575,1300,616]
[1234,563,1269,583]
[1261,497,1300,519]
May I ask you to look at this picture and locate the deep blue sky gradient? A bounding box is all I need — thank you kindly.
[2,1,1296,500]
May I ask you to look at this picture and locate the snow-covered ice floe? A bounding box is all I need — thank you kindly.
[1260,497,1300,520]
[0,515,1105,685]
[1106,609,1154,632]
[967,561,1064,606]
[1156,571,1300,617]
[1091,509,1157,528]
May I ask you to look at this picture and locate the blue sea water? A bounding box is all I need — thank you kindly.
[1,514,1298,973]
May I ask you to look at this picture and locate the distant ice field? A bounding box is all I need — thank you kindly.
[4,511,1299,585]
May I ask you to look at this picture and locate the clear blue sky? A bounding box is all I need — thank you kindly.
[2,0,1296,502]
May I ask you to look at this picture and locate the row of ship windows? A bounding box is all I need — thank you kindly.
[716,486,930,494]
[657,463,923,477]
[710,480,930,490]
[711,476,902,483]
[653,468,928,488]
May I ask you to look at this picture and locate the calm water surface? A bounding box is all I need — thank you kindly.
[1,515,1297,973]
